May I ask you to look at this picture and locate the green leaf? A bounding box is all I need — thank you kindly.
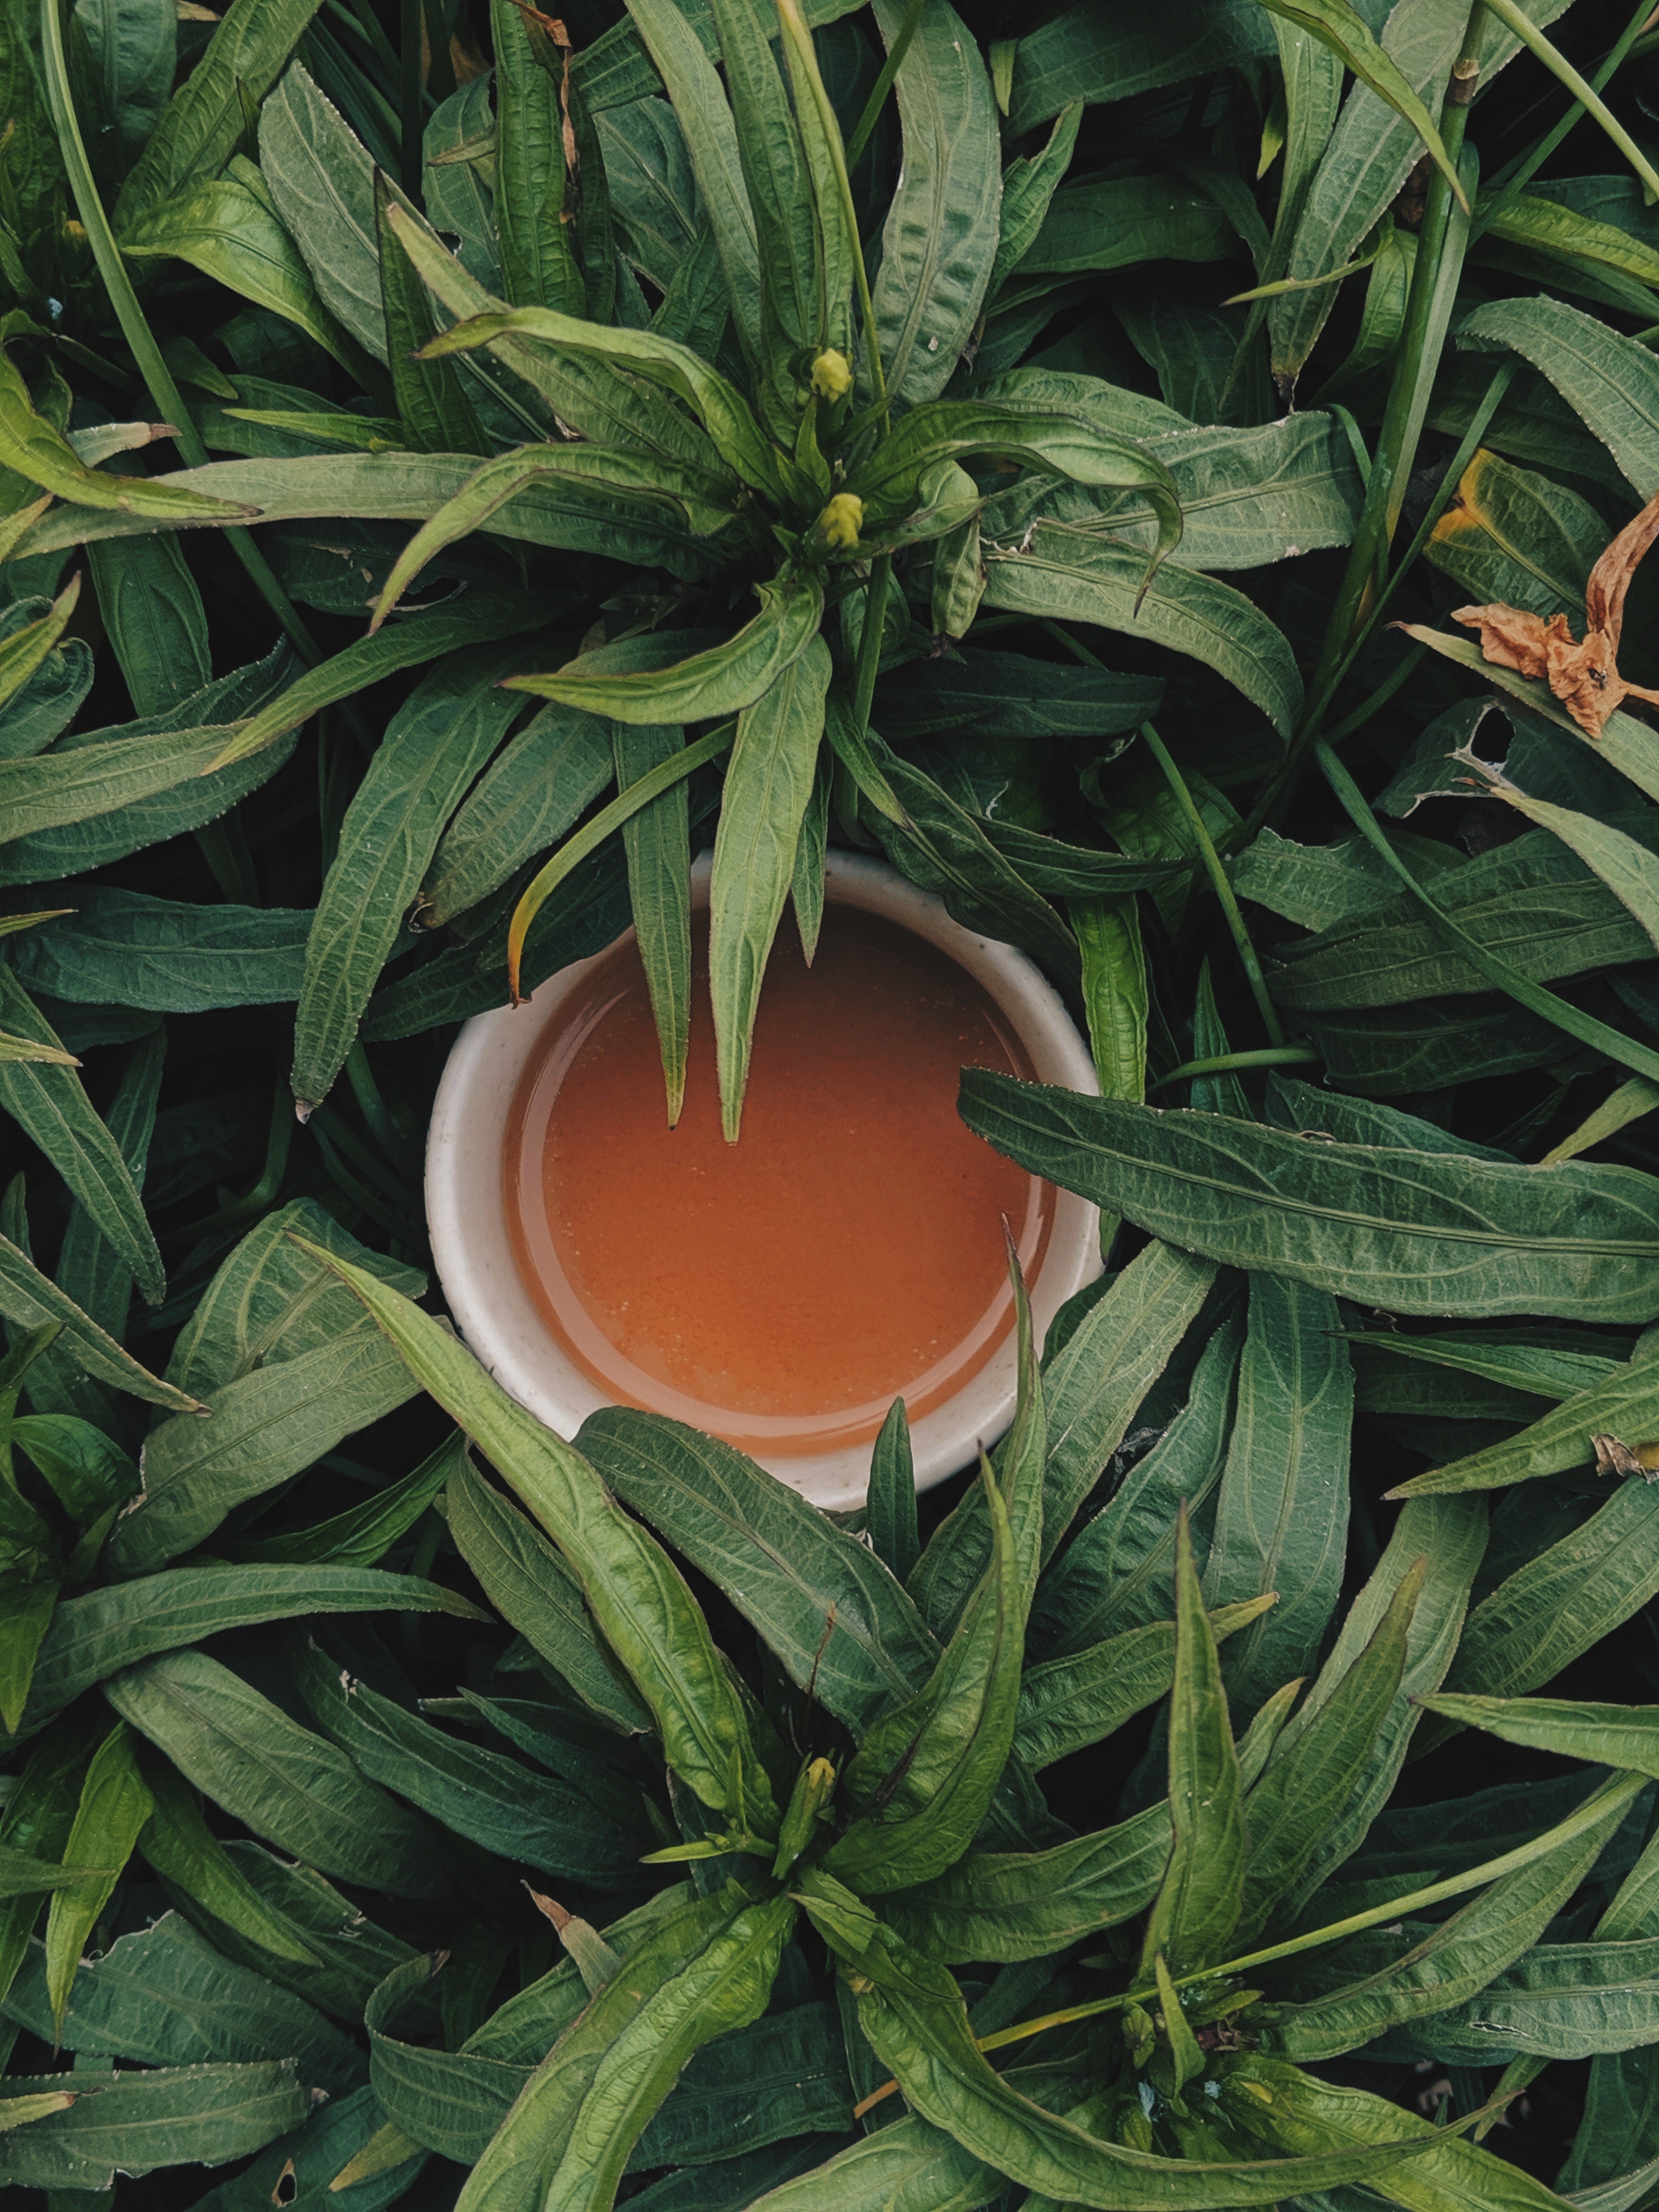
[0,1575,57,1740]
[504,571,823,729]
[1202,1273,1352,1721]
[210,590,544,770]
[860,738,1084,989]
[823,1456,1024,1895]
[709,636,831,1139]
[446,1449,651,1733]
[1019,172,1236,279]
[0,1722,95,2011]
[1417,1474,1659,1745]
[707,0,819,436]
[417,294,787,503]
[136,1757,323,1968]
[294,1240,776,1827]
[0,1846,106,1899]
[806,1877,1477,2207]
[1269,0,1573,388]
[1006,2,1276,134]
[1030,1311,1242,1658]
[1139,1505,1245,1977]
[1217,2051,1580,2212]
[615,721,693,1124]
[215,1429,461,1567]
[866,1398,919,1585]
[0,966,162,1304]
[377,172,487,455]
[883,1802,1173,1963]
[1013,1596,1273,1773]
[0,2062,309,2188]
[855,401,1183,571]
[194,2084,425,2212]
[114,0,322,228]
[121,168,357,370]
[1426,443,1604,618]
[985,412,1362,574]
[913,1238,1216,1636]
[957,1077,1659,1323]
[1256,1771,1633,2061]
[1434,1691,1659,1779]
[1388,1347,1659,1499]
[7,1909,363,2087]
[624,0,763,364]
[876,648,1160,743]
[0,574,80,716]
[103,1330,420,1575]
[292,642,533,1110]
[422,700,613,928]
[1268,1493,1487,1907]
[577,1409,936,1735]
[21,1562,484,1733]
[9,889,308,1013]
[453,1884,794,2212]
[980,523,1304,736]
[1256,1,1470,216]
[868,0,1000,405]
[105,1649,445,1897]
[490,0,583,317]
[1235,1560,1421,1945]
[0,354,244,521]
[287,1634,648,1882]
[0,1233,195,1412]
[43,1719,153,2034]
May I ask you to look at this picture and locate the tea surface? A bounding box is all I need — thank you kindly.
[505,903,1053,1453]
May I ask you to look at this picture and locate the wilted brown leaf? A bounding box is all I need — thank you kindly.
[1452,483,1659,736]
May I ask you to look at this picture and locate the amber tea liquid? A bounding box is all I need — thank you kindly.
[504,902,1054,1456]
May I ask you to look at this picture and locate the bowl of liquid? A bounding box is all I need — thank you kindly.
[425,851,1101,1510]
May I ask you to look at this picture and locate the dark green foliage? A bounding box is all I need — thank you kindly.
[8,0,1659,2205]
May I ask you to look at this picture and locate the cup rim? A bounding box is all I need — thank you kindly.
[424,849,1101,1511]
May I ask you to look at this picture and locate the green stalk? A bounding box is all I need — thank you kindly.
[847,0,926,168]
[1479,0,1659,204]
[506,723,735,996]
[1319,639,1427,744]
[975,1765,1646,2056]
[1148,1046,1321,1093]
[1479,0,1653,226]
[1318,737,1659,1087]
[37,0,323,668]
[400,0,424,200]
[1141,725,1285,1051]
[1255,8,1485,831]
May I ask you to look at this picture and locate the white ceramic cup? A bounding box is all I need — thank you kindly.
[425,849,1102,1511]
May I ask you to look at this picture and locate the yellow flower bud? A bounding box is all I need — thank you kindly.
[819,493,864,549]
[810,349,853,401]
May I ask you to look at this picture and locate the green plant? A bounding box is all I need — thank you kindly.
[15,0,1659,2204]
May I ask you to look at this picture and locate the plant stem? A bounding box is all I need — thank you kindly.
[1479,0,1659,204]
[37,0,324,669]
[1140,724,1285,1051]
[1148,1045,1321,1093]
[847,0,926,169]
[1479,0,1654,226]
[506,722,735,996]
[1321,639,1428,743]
[1255,8,1486,832]
[400,0,424,200]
